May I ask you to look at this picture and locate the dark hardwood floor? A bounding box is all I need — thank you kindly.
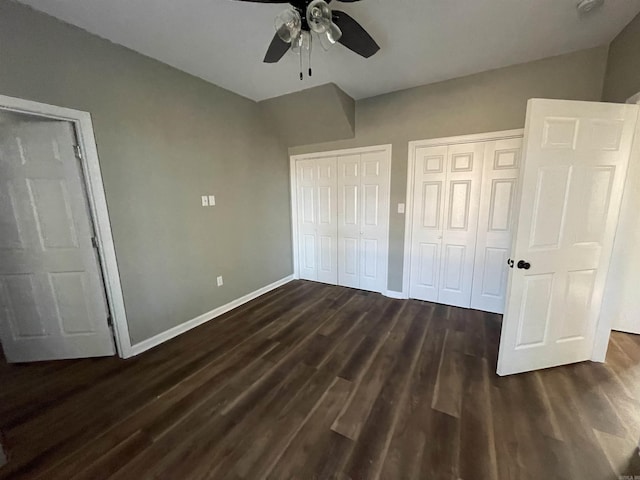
[1,280,639,479]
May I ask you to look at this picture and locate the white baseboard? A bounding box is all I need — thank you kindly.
[384,290,408,299]
[129,275,295,357]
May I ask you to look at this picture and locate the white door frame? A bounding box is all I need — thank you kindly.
[403,129,524,299]
[290,144,393,294]
[0,94,132,358]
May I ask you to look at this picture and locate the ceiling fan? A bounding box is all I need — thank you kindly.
[235,0,380,77]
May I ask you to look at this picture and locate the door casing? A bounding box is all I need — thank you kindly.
[0,94,132,358]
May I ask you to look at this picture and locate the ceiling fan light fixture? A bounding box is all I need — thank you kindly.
[318,23,342,51]
[307,0,332,34]
[274,8,301,43]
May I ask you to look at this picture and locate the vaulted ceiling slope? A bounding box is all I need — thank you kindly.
[17,0,640,102]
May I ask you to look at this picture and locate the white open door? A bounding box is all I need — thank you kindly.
[497,99,639,376]
[0,119,115,362]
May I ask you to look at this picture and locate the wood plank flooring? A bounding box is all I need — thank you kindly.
[0,280,639,479]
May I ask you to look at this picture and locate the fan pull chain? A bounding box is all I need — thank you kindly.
[299,48,303,81]
[308,35,313,77]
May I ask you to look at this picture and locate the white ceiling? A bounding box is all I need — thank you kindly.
[18,0,640,101]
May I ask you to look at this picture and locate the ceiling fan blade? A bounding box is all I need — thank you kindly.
[332,10,379,58]
[264,33,291,63]
[232,0,290,3]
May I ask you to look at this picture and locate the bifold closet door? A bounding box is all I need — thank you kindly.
[359,150,391,292]
[296,157,338,284]
[471,138,522,313]
[337,154,361,288]
[438,143,485,307]
[408,142,484,308]
[337,151,390,293]
[408,145,447,302]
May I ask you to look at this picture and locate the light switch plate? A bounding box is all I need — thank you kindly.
[209,195,216,206]
[217,276,223,287]
[398,203,405,214]
[201,195,209,207]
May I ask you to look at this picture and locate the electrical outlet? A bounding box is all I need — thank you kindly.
[217,276,223,287]
[201,195,209,207]
[398,203,405,214]
[209,195,216,206]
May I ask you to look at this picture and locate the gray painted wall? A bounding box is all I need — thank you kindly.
[259,84,355,147]
[602,12,640,102]
[0,1,292,345]
[290,46,609,292]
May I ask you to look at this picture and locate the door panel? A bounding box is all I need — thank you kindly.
[471,138,523,313]
[338,154,361,288]
[315,157,338,284]
[0,120,115,362]
[441,244,465,292]
[409,146,447,302]
[2,274,44,338]
[297,160,317,281]
[515,273,554,347]
[497,99,639,376]
[359,150,390,293]
[437,142,484,308]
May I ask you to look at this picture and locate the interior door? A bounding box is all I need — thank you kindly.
[437,142,484,308]
[471,137,522,313]
[0,119,115,362]
[359,150,390,293]
[296,159,317,281]
[408,145,447,302]
[315,157,338,285]
[337,154,361,288]
[497,99,639,376]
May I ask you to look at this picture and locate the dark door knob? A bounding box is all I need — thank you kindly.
[517,260,531,270]
[507,258,514,268]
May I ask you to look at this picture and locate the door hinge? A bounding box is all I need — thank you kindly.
[91,236,99,249]
[73,144,83,160]
[107,316,118,343]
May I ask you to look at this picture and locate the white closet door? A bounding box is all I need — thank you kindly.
[359,150,390,293]
[296,160,318,281]
[316,157,338,284]
[338,154,361,288]
[408,145,447,302]
[437,143,485,308]
[471,138,522,313]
